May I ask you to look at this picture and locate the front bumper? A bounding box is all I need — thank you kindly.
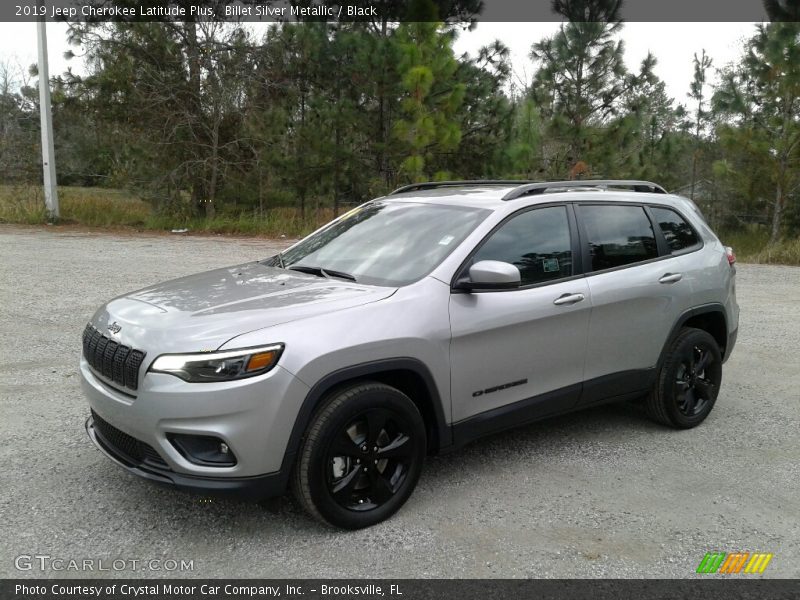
[80,356,310,496]
[86,415,286,499]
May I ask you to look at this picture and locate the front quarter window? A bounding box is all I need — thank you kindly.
[275,201,489,286]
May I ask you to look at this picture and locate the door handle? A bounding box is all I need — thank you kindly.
[658,273,683,284]
[553,293,585,306]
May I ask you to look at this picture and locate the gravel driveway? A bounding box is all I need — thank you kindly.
[0,225,798,578]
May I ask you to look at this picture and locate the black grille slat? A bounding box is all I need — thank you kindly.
[94,336,109,371]
[102,341,118,378]
[112,346,130,384]
[87,329,102,363]
[82,324,145,391]
[124,350,145,391]
[91,411,169,470]
[82,325,93,357]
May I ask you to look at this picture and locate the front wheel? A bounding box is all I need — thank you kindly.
[292,382,426,529]
[646,327,723,429]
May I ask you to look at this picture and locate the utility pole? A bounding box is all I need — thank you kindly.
[36,7,59,221]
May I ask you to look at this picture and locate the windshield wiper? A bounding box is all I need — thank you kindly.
[288,265,357,282]
[260,253,285,268]
[322,268,358,282]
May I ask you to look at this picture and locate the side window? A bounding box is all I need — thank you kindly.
[472,206,573,286]
[580,205,658,271]
[650,207,700,252]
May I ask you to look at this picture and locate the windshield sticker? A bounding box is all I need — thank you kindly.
[438,235,455,246]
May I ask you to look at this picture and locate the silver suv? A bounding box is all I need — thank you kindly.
[81,180,739,529]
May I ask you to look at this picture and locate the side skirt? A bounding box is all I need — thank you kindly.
[450,369,655,449]
[577,368,656,407]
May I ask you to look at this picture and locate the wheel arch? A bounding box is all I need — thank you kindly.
[659,304,730,368]
[280,358,451,476]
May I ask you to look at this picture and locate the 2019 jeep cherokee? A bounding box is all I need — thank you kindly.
[81,180,739,529]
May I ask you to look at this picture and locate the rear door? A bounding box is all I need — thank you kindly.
[576,203,696,404]
[449,204,591,425]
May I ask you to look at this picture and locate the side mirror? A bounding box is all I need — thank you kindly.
[457,260,521,291]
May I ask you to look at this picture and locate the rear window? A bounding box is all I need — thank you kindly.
[651,207,700,252]
[580,205,658,271]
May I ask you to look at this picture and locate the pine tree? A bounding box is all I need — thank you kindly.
[687,49,713,201]
[392,20,465,182]
[713,22,800,242]
[530,0,633,177]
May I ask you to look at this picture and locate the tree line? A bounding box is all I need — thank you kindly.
[0,1,798,242]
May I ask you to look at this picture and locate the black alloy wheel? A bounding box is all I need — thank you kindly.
[292,382,426,529]
[646,327,723,429]
[675,344,718,417]
[326,408,414,511]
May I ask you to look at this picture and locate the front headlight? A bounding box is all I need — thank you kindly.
[149,344,284,383]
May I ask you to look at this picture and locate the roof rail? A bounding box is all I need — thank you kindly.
[389,180,534,195]
[501,180,667,201]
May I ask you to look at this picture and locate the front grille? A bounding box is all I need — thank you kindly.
[82,324,146,391]
[91,410,169,469]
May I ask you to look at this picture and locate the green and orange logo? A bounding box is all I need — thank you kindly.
[696,552,774,574]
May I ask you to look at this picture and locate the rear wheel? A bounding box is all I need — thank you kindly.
[646,327,722,428]
[292,382,426,529]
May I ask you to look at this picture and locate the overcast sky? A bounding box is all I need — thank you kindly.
[0,21,758,105]
[453,22,757,103]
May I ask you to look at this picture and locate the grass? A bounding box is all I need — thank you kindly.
[0,184,151,227]
[143,208,334,238]
[719,227,800,266]
[0,185,331,238]
[2,185,800,264]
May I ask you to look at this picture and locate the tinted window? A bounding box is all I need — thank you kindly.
[651,207,699,252]
[472,206,572,286]
[581,205,658,271]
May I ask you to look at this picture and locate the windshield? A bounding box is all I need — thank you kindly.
[273,201,490,286]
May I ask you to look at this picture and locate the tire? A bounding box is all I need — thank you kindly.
[291,381,426,529]
[646,327,723,429]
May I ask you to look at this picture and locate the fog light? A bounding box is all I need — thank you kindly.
[169,434,237,467]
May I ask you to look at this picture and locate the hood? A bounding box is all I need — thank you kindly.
[91,262,396,353]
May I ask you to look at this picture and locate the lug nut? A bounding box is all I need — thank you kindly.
[361,445,367,451]
[363,467,368,472]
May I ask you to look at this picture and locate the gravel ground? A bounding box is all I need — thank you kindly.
[0,224,798,579]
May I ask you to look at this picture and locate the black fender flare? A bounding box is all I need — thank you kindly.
[656,303,730,371]
[278,357,451,477]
